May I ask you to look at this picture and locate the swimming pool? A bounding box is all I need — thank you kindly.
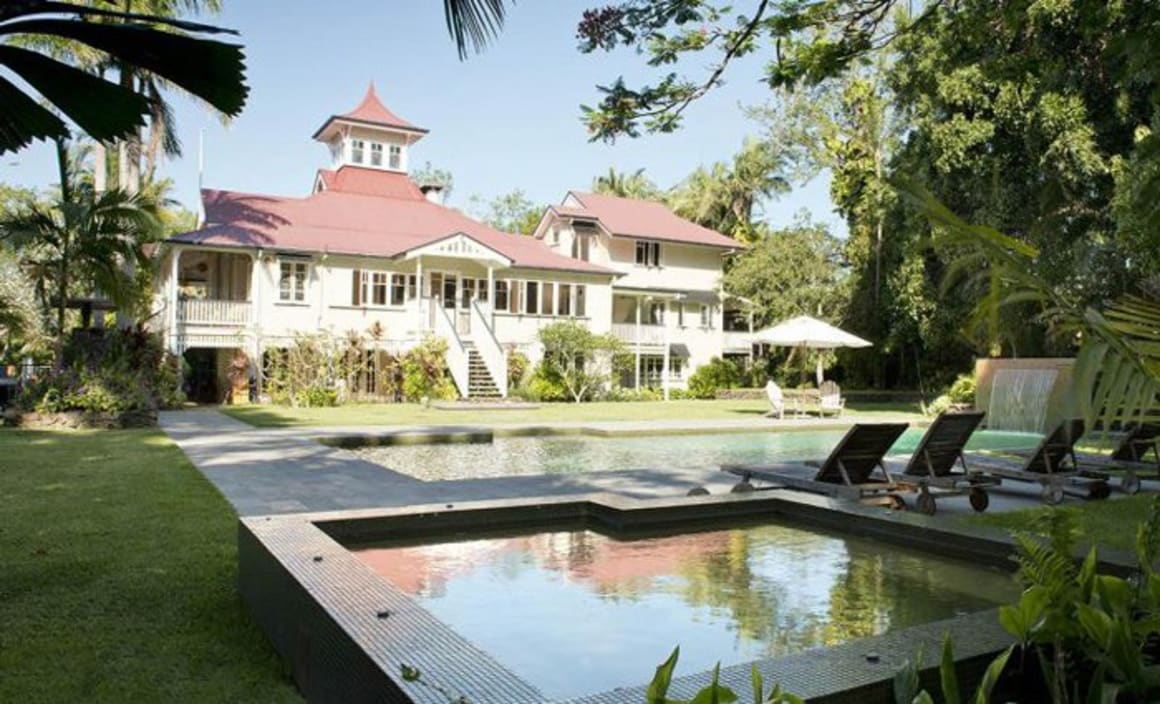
[353,428,1040,482]
[353,519,1018,700]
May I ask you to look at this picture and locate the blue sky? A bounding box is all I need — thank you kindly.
[3,0,844,235]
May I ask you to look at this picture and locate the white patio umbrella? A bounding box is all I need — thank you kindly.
[752,315,872,385]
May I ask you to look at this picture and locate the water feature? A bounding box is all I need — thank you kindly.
[353,521,1018,700]
[353,428,1041,482]
[987,368,1058,433]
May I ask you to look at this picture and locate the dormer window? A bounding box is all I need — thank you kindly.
[351,139,366,164]
[370,143,383,167]
[389,144,402,170]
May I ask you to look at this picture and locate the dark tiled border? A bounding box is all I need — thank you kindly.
[240,489,1136,704]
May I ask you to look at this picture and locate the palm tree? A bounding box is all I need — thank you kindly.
[592,167,661,199]
[670,139,790,242]
[0,1,246,156]
[442,0,512,58]
[0,137,161,336]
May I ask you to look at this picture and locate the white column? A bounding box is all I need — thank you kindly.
[748,311,755,367]
[415,256,424,334]
[662,302,670,401]
[486,266,495,325]
[634,296,642,390]
[169,247,180,353]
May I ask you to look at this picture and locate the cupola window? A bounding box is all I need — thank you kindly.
[389,144,402,170]
[370,143,383,167]
[351,139,366,164]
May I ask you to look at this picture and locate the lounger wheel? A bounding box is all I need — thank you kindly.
[1121,472,1141,496]
[915,490,937,516]
[1041,484,1065,505]
[888,494,907,511]
[731,479,755,494]
[687,486,710,497]
[968,487,990,512]
[1089,481,1112,500]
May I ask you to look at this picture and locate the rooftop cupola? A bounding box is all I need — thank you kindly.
[312,83,428,173]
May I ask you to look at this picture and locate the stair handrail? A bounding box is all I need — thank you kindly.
[432,302,469,398]
[469,299,508,397]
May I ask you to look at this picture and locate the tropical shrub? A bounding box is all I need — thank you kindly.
[687,357,744,399]
[507,348,530,390]
[401,336,457,402]
[16,327,183,415]
[520,364,568,402]
[602,386,662,402]
[537,321,624,402]
[947,372,977,404]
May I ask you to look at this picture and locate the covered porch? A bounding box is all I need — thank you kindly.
[170,248,255,327]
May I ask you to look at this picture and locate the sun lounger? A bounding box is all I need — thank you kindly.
[1006,421,1157,495]
[818,380,845,417]
[966,419,1111,504]
[764,381,785,420]
[888,411,1000,515]
[722,422,909,507]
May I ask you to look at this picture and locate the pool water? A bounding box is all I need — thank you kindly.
[354,428,1040,482]
[354,521,1018,700]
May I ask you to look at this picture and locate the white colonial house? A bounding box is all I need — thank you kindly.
[153,85,756,402]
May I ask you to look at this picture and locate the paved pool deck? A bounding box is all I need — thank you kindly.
[160,408,1150,518]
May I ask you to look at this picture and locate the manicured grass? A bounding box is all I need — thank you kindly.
[965,492,1159,554]
[220,398,924,428]
[0,429,300,703]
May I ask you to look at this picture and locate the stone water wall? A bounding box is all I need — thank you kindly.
[974,357,1075,432]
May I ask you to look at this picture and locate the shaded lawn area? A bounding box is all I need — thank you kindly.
[222,398,924,428]
[964,492,1159,555]
[0,429,300,703]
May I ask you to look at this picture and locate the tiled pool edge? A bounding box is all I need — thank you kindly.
[313,417,929,449]
[240,489,1135,704]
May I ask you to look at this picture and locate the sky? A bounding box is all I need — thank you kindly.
[2,0,844,236]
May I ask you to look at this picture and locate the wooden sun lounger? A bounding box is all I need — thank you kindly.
[722,423,909,508]
[966,419,1111,505]
[1006,421,1158,495]
[890,411,1000,515]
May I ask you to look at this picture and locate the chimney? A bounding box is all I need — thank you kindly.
[420,184,444,205]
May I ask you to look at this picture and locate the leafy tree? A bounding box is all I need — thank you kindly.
[668,138,789,243]
[722,217,846,327]
[471,189,543,235]
[0,1,247,155]
[0,250,46,359]
[0,137,162,337]
[592,166,661,199]
[536,320,623,403]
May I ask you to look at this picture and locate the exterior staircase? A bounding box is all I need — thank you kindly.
[463,341,502,399]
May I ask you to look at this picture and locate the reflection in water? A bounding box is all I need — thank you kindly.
[354,429,1041,481]
[354,522,1017,700]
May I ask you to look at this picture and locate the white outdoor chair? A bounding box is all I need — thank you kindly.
[819,380,846,417]
[764,381,785,419]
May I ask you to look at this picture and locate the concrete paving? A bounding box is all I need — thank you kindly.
[160,408,1153,518]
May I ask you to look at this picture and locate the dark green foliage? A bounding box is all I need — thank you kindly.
[686,357,743,399]
[401,336,457,402]
[0,2,247,154]
[17,327,183,415]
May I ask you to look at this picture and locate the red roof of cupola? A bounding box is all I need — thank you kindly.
[312,83,428,140]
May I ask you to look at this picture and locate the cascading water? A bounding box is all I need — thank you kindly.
[987,368,1058,433]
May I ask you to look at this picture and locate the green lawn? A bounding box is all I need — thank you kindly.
[221,398,924,428]
[965,492,1159,555]
[0,429,300,703]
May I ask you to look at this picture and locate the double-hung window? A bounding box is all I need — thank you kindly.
[634,240,661,267]
[557,284,572,316]
[279,261,308,302]
[494,280,510,311]
[370,142,383,167]
[524,281,539,314]
[371,272,389,306]
[575,285,586,317]
[390,273,406,305]
[388,144,402,169]
[351,139,366,164]
[700,304,713,328]
[541,282,555,316]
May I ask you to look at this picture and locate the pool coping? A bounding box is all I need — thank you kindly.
[238,485,1139,704]
[312,417,932,449]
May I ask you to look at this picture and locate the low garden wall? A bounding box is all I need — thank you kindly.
[8,409,158,430]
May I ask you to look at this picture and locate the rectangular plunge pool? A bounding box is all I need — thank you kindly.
[352,518,1018,701]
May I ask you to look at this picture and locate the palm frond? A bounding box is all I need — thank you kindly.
[443,0,510,59]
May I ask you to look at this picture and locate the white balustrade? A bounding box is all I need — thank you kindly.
[612,322,666,346]
[470,299,508,397]
[433,303,469,398]
[177,299,252,326]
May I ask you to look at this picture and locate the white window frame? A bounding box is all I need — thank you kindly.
[634,240,661,267]
[350,139,366,165]
[388,144,402,170]
[279,260,309,302]
[699,303,713,328]
[369,142,384,167]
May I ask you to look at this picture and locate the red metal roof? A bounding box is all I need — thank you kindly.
[315,166,426,199]
[312,83,428,139]
[170,178,615,276]
[564,191,741,249]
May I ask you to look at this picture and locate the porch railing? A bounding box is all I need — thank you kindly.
[723,330,753,352]
[612,322,666,346]
[433,303,469,398]
[177,299,252,326]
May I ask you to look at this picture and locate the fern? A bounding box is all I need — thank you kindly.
[1136,496,1160,577]
[1012,511,1080,593]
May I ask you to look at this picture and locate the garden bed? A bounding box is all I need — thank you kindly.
[9,408,158,429]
